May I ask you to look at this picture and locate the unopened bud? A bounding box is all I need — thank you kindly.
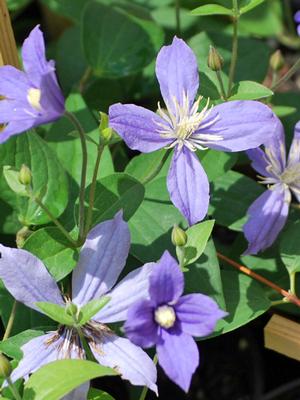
[100,127,113,144]
[171,225,187,247]
[207,46,224,72]
[65,302,78,318]
[270,50,284,72]
[0,354,12,378]
[18,164,31,186]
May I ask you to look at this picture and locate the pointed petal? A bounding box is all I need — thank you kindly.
[243,185,291,255]
[0,120,34,144]
[175,294,227,337]
[62,383,90,400]
[155,36,199,110]
[89,334,157,394]
[202,101,278,152]
[109,103,169,153]
[95,263,154,323]
[72,212,130,306]
[0,99,33,122]
[264,119,286,173]
[246,148,272,177]
[157,328,199,392]
[10,332,61,383]
[0,245,63,312]
[0,66,29,98]
[149,251,183,305]
[124,299,158,348]
[22,25,54,86]
[287,121,300,167]
[167,147,209,225]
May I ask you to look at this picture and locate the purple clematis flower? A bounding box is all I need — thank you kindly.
[243,120,300,255]
[0,212,157,396]
[109,36,278,226]
[0,25,65,143]
[124,251,227,392]
[294,11,300,35]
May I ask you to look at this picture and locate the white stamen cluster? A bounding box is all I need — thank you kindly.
[155,92,223,152]
[27,88,42,111]
[154,305,176,329]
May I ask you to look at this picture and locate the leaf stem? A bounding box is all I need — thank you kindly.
[65,111,88,243]
[271,57,300,91]
[227,0,239,97]
[138,355,158,400]
[216,70,227,100]
[175,0,181,36]
[32,195,77,247]
[217,252,300,307]
[289,271,296,295]
[3,300,17,341]
[85,143,105,235]
[141,149,171,185]
[6,376,22,400]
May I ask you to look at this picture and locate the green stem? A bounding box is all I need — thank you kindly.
[65,112,88,242]
[177,246,186,270]
[138,355,158,400]
[85,144,105,235]
[271,299,288,306]
[175,0,181,36]
[141,149,171,185]
[289,272,296,295]
[6,376,22,400]
[3,301,17,341]
[33,195,77,247]
[216,70,227,100]
[227,0,239,97]
[271,57,300,91]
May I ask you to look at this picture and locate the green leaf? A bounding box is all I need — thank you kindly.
[82,1,158,78]
[272,105,297,118]
[191,4,232,16]
[199,149,238,182]
[87,173,145,225]
[209,170,263,231]
[151,6,198,30]
[229,81,273,100]
[213,271,271,336]
[23,227,79,281]
[79,297,111,326]
[88,389,115,400]
[0,330,44,360]
[185,239,225,308]
[240,0,267,14]
[0,132,68,226]
[129,177,186,263]
[178,220,215,267]
[23,360,116,400]
[280,220,300,274]
[35,303,73,326]
[40,0,86,22]
[2,166,28,197]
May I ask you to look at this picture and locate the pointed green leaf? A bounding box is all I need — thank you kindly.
[3,166,28,197]
[280,220,300,274]
[240,0,266,14]
[23,360,116,400]
[35,303,73,326]
[88,388,115,400]
[229,81,273,100]
[79,297,111,326]
[191,4,232,16]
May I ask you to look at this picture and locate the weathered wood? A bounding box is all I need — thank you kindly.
[0,0,19,67]
[264,314,300,362]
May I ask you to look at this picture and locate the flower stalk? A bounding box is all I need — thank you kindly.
[3,300,18,341]
[7,376,22,400]
[271,57,300,91]
[227,0,239,97]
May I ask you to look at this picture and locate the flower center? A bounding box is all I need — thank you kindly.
[155,92,222,152]
[27,88,42,111]
[154,305,176,329]
[280,164,300,185]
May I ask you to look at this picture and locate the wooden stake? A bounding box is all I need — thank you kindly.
[0,0,19,67]
[264,314,300,362]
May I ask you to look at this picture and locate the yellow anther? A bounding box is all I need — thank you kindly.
[27,88,42,111]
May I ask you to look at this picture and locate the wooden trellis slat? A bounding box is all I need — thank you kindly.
[0,0,19,67]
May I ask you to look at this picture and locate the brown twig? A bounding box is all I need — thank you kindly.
[217,252,300,307]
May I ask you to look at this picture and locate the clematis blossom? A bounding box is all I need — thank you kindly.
[0,25,65,143]
[0,212,157,397]
[243,120,300,254]
[124,251,227,392]
[109,36,278,225]
[294,11,300,35]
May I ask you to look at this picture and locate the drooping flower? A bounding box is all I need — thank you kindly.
[294,11,300,35]
[109,36,278,226]
[0,212,157,396]
[0,25,65,143]
[243,120,300,255]
[124,251,227,392]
